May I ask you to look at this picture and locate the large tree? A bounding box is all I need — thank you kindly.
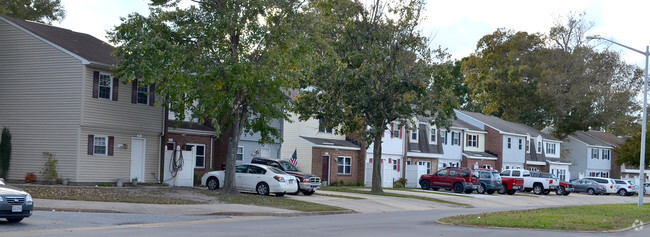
[614,131,648,168]
[0,0,65,24]
[294,0,457,193]
[109,0,311,194]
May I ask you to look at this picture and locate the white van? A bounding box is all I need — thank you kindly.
[583,177,617,194]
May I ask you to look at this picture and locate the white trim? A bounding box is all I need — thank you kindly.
[407,152,445,158]
[546,160,572,165]
[187,143,206,168]
[464,155,497,160]
[98,72,113,100]
[336,156,352,174]
[236,146,244,161]
[464,129,487,134]
[299,137,361,150]
[93,135,109,156]
[525,161,546,165]
[168,128,215,136]
[0,16,91,65]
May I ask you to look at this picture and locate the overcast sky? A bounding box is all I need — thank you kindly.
[54,0,650,67]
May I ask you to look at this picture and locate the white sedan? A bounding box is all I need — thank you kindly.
[201,164,298,196]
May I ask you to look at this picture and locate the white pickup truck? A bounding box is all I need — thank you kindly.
[500,169,558,195]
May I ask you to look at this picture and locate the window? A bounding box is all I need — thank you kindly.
[137,85,149,104]
[482,165,492,169]
[337,156,351,174]
[546,143,556,155]
[512,170,520,176]
[411,126,418,141]
[518,139,522,150]
[602,149,610,160]
[318,119,333,133]
[392,159,398,170]
[466,134,478,147]
[591,148,599,159]
[94,136,108,155]
[440,130,447,145]
[452,132,460,145]
[191,144,206,168]
[418,161,431,174]
[537,141,542,153]
[526,140,530,152]
[528,167,539,171]
[436,169,447,177]
[448,169,459,177]
[552,169,566,181]
[98,73,112,99]
[507,137,511,149]
[391,123,401,138]
[430,128,436,144]
[237,146,244,161]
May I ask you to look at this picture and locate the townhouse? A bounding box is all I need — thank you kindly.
[0,16,164,183]
[585,131,636,180]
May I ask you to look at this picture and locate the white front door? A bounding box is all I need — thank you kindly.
[130,138,146,182]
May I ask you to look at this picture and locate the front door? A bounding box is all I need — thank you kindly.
[322,156,330,182]
[130,138,146,182]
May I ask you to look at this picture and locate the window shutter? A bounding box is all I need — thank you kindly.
[149,85,156,106]
[369,158,373,163]
[87,135,94,155]
[389,158,392,163]
[131,79,138,104]
[112,77,119,101]
[108,136,114,156]
[92,71,99,98]
[476,135,479,146]
[397,159,400,172]
[399,128,402,139]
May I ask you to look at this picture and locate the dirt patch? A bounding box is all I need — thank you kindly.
[16,184,220,204]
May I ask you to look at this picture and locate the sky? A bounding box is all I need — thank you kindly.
[53,0,650,67]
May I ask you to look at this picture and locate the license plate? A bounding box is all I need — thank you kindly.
[12,205,22,213]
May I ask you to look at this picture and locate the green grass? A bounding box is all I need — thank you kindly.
[316,193,366,200]
[203,192,349,212]
[439,204,650,231]
[22,185,202,204]
[320,186,471,207]
[385,187,475,198]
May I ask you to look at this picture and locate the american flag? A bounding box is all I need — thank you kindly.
[290,149,298,166]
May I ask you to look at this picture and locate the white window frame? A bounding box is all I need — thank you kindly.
[137,84,149,105]
[337,156,352,174]
[411,128,418,142]
[546,143,556,155]
[518,139,522,150]
[94,135,108,156]
[429,128,436,144]
[507,137,511,149]
[537,141,542,153]
[466,134,478,148]
[392,159,398,170]
[526,140,530,152]
[482,164,492,169]
[98,73,112,100]
[237,146,244,161]
[591,148,599,159]
[318,119,333,134]
[418,161,431,174]
[452,132,460,145]
[440,130,447,145]
[602,149,610,160]
[392,123,400,138]
[188,144,206,168]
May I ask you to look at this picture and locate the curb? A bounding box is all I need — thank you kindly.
[34,206,356,217]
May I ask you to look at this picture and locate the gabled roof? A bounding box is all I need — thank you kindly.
[456,110,560,141]
[570,131,613,147]
[1,15,117,67]
[453,119,484,133]
[300,136,360,150]
[585,131,627,147]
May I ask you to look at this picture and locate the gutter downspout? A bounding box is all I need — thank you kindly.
[159,104,168,183]
[402,123,409,180]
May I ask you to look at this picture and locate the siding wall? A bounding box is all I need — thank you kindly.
[565,136,588,180]
[463,131,485,152]
[0,19,82,181]
[281,113,345,173]
[502,135,526,165]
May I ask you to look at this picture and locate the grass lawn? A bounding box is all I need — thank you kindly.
[320,186,470,207]
[203,192,349,212]
[439,204,650,232]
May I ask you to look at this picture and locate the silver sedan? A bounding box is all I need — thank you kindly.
[201,164,298,196]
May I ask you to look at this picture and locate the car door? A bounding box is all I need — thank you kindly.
[433,169,448,187]
[573,180,586,192]
[246,165,267,191]
[235,165,248,190]
[446,169,459,188]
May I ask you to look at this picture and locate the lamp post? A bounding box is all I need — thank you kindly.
[586,35,648,207]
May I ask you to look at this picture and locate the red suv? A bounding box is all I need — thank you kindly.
[419,167,480,193]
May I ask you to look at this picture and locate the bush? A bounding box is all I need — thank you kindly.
[393,178,407,188]
[25,172,37,183]
[40,152,58,184]
[0,127,12,179]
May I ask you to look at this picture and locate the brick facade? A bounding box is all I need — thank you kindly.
[407,157,438,174]
[164,133,215,181]
[462,156,497,170]
[311,147,364,185]
[524,164,548,173]
[484,126,503,170]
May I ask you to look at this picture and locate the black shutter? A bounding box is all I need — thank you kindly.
[88,135,94,155]
[108,136,114,156]
[149,85,156,106]
[112,77,119,101]
[131,79,138,104]
[92,71,99,98]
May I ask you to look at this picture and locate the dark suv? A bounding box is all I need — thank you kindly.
[251,157,321,195]
[419,167,479,193]
[474,169,503,195]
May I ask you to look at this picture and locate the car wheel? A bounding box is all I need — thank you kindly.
[206,177,219,190]
[507,189,516,195]
[486,190,495,195]
[432,187,440,191]
[301,190,315,196]
[289,182,300,195]
[618,189,628,196]
[497,184,507,194]
[587,188,595,195]
[256,182,270,196]
[453,183,464,193]
[420,180,431,190]
[6,217,23,223]
[275,192,286,197]
[477,183,486,194]
[563,191,570,196]
[556,186,565,195]
[533,184,543,195]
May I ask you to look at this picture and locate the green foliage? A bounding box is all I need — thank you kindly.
[40,152,58,183]
[393,178,407,188]
[0,0,65,24]
[0,127,12,179]
[614,131,649,167]
[24,172,36,183]
[109,0,312,194]
[294,0,457,193]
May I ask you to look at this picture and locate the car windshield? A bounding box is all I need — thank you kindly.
[267,166,287,174]
[492,172,501,179]
[546,173,558,179]
[279,160,301,172]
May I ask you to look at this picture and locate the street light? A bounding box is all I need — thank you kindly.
[586,35,648,207]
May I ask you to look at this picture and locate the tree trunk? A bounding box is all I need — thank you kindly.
[222,107,247,194]
[370,132,383,193]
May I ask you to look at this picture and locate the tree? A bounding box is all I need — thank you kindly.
[0,127,12,179]
[109,0,311,194]
[614,131,649,168]
[294,0,457,193]
[0,0,65,24]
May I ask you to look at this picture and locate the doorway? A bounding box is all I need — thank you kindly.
[322,155,330,183]
[130,138,146,182]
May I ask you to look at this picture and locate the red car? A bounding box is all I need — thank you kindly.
[419,167,479,193]
[498,176,524,195]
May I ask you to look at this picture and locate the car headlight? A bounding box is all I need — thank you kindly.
[0,196,3,202]
[25,194,33,205]
[273,175,285,182]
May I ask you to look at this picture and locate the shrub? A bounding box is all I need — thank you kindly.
[393,178,407,188]
[25,172,37,183]
[40,152,58,184]
[0,127,12,179]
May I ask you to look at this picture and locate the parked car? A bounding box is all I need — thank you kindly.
[497,175,525,195]
[500,169,557,195]
[1,179,34,222]
[419,167,479,193]
[555,181,574,196]
[571,179,607,195]
[474,169,503,195]
[201,163,298,196]
[614,179,638,196]
[251,157,321,195]
[583,177,617,195]
[644,183,650,195]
